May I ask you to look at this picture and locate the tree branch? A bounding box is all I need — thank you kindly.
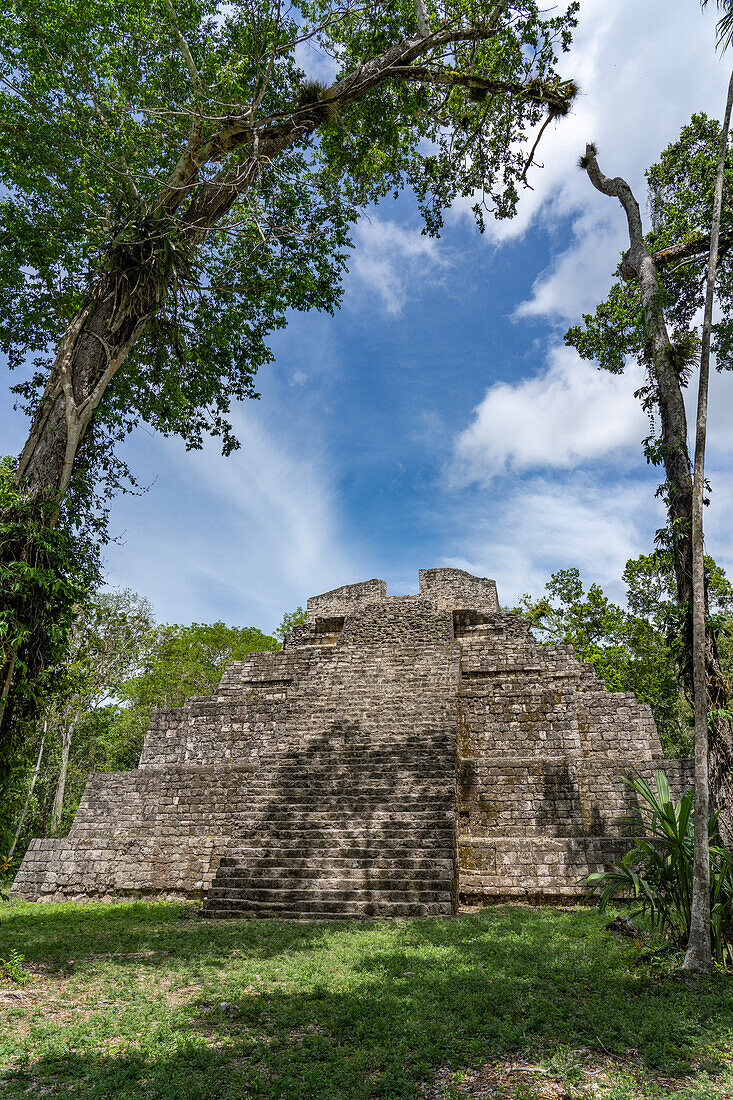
[387,66,576,116]
[164,0,203,97]
[157,23,493,213]
[652,230,733,269]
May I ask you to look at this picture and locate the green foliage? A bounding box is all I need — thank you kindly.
[120,620,278,715]
[587,770,733,967]
[0,0,578,490]
[275,606,307,642]
[701,0,733,51]
[0,458,100,831]
[0,947,30,985]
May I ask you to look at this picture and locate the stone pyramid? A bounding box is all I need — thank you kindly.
[12,569,692,916]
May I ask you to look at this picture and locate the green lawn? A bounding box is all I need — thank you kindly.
[0,900,731,1099]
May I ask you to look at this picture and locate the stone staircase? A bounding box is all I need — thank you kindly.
[201,738,456,919]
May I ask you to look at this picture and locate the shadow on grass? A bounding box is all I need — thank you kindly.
[0,898,337,974]
[1,904,731,1100]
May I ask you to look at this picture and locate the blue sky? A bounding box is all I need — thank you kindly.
[3,0,733,635]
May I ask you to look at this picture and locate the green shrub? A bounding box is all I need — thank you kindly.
[1,948,30,985]
[587,770,733,966]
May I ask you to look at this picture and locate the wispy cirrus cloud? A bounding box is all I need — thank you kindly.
[347,216,449,316]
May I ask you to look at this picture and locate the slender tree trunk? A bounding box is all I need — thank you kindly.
[7,728,45,860]
[581,146,733,848]
[49,720,75,835]
[683,69,733,973]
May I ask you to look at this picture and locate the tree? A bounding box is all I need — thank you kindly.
[0,455,101,830]
[565,116,733,850]
[118,620,278,745]
[680,0,733,973]
[43,589,154,833]
[0,0,579,764]
[275,606,307,642]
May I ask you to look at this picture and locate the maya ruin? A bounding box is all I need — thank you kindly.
[12,568,692,918]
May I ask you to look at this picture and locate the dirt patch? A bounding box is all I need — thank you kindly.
[420,1060,578,1099]
[419,1055,699,1099]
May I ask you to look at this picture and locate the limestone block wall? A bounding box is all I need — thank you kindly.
[14,836,226,902]
[307,579,387,622]
[454,612,693,903]
[12,588,459,910]
[418,568,499,613]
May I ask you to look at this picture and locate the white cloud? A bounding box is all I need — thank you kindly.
[438,475,662,609]
[514,213,622,321]
[348,217,448,316]
[105,406,361,633]
[449,347,646,485]
[448,0,729,317]
[516,0,728,316]
[292,40,340,86]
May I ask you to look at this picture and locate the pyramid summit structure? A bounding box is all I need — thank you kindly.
[13,568,692,917]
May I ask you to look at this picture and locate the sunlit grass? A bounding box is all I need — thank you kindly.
[0,900,731,1099]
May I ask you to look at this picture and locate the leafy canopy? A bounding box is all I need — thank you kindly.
[0,0,578,474]
[516,554,733,758]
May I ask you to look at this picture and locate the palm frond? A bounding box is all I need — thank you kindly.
[701,0,733,50]
[586,770,733,963]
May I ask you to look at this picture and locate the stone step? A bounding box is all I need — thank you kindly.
[241,840,453,853]
[244,809,453,821]
[241,768,455,781]
[205,886,452,903]
[244,813,452,824]
[245,815,454,828]
[256,758,455,769]
[211,873,449,891]
[240,777,452,788]
[240,794,451,806]
[201,898,452,918]
[219,850,453,865]
[201,902,451,919]
[218,853,454,870]
[243,831,453,845]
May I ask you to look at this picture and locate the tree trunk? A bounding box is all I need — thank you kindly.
[581,146,733,848]
[683,68,733,974]
[15,272,158,505]
[49,721,74,835]
[7,728,45,860]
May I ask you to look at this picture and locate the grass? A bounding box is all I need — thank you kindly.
[0,900,731,1099]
